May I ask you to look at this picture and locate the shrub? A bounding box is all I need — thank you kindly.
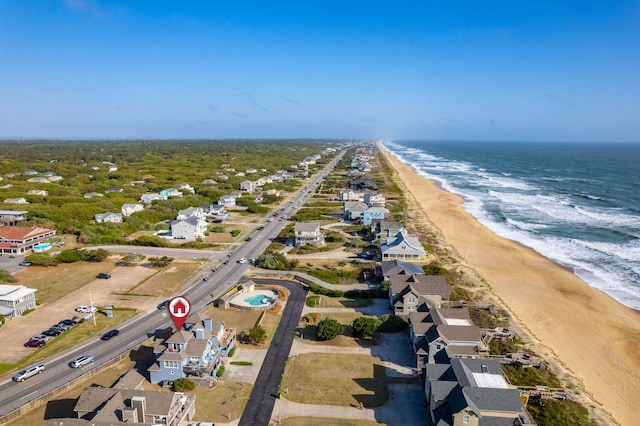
[228,346,236,357]
[308,283,321,293]
[173,377,195,392]
[216,365,225,377]
[148,256,174,268]
[210,226,225,233]
[0,270,18,283]
[248,325,267,345]
[230,361,253,366]
[306,295,321,307]
[230,229,241,237]
[352,316,382,338]
[330,289,343,298]
[377,314,408,332]
[316,317,344,340]
[318,287,330,296]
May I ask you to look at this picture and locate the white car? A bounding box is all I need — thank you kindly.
[75,305,97,313]
[238,258,248,264]
[69,355,94,368]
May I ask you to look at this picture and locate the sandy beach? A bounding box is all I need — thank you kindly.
[379,143,640,426]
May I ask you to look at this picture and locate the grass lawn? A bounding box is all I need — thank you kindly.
[281,353,388,407]
[204,306,282,348]
[191,381,253,424]
[273,418,384,426]
[129,259,205,296]
[306,295,372,308]
[13,260,120,304]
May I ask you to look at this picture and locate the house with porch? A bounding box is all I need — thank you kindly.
[377,260,424,282]
[343,201,368,220]
[240,180,256,192]
[219,194,237,207]
[0,210,27,226]
[160,188,183,198]
[170,216,207,240]
[423,323,485,365]
[389,273,451,316]
[363,192,386,207]
[380,228,428,263]
[0,284,37,318]
[177,207,206,221]
[294,223,325,247]
[424,357,534,426]
[148,312,235,385]
[140,193,168,205]
[362,206,389,225]
[3,198,28,204]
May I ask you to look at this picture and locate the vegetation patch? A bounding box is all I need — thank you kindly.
[281,353,388,407]
[527,397,597,426]
[502,365,562,388]
[192,381,253,424]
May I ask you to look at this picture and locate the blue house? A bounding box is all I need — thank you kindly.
[148,312,235,385]
[362,206,389,225]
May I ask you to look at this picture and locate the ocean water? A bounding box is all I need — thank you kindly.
[382,140,640,311]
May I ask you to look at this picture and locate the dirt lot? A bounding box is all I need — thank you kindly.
[1,256,205,365]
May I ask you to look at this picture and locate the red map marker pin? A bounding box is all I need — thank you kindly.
[169,296,191,330]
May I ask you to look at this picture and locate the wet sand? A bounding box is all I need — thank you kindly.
[379,143,640,425]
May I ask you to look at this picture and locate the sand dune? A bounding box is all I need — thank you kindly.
[379,144,640,426]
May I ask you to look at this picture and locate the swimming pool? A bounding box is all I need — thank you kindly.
[229,288,278,310]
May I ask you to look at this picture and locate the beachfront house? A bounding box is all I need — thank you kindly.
[424,358,534,425]
[170,216,207,240]
[148,312,235,385]
[294,223,325,247]
[94,212,123,223]
[363,192,386,207]
[339,190,364,202]
[177,207,206,221]
[376,260,425,282]
[0,284,37,318]
[389,273,451,316]
[3,198,28,204]
[372,220,404,241]
[380,228,428,263]
[362,206,390,225]
[240,180,256,192]
[121,203,145,217]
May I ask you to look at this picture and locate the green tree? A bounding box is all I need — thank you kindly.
[25,253,58,266]
[84,248,110,262]
[148,256,174,268]
[316,317,344,340]
[172,377,195,392]
[352,316,381,338]
[248,325,267,345]
[56,248,85,263]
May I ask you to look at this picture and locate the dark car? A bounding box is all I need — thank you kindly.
[245,237,252,241]
[100,329,119,340]
[59,319,77,326]
[96,273,111,279]
[42,328,62,337]
[157,299,170,310]
[24,339,46,348]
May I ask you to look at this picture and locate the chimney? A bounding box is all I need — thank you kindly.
[122,406,138,423]
[204,318,213,332]
[131,396,146,423]
[195,328,205,340]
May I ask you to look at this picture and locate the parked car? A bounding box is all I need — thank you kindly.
[52,323,71,331]
[12,363,45,382]
[96,273,111,279]
[59,319,77,326]
[42,328,62,337]
[31,334,52,343]
[100,329,119,340]
[75,305,97,314]
[24,339,46,348]
[19,261,32,266]
[69,355,94,368]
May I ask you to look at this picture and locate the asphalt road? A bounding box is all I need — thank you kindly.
[238,279,307,426]
[0,150,345,420]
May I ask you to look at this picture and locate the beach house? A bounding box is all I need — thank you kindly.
[94,212,123,223]
[343,201,368,220]
[170,216,207,240]
[380,228,428,263]
[294,223,325,247]
[389,273,451,315]
[0,226,56,255]
[121,203,145,217]
[148,312,235,385]
[0,210,28,226]
[362,206,390,225]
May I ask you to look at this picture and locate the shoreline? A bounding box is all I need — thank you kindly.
[378,143,640,425]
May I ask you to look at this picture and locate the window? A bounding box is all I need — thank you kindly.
[164,361,179,369]
[463,414,470,423]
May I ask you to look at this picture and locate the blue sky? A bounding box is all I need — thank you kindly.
[1,1,639,141]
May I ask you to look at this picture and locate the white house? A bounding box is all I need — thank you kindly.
[343,201,368,220]
[108,166,118,173]
[177,206,207,220]
[140,193,168,205]
[171,216,207,240]
[177,183,195,194]
[4,198,28,204]
[0,284,37,318]
[208,204,228,218]
[294,223,325,247]
[219,194,237,208]
[26,177,49,183]
[160,188,182,198]
[364,192,386,207]
[84,192,103,199]
[121,203,144,217]
[240,180,256,192]
[27,189,48,196]
[94,212,123,223]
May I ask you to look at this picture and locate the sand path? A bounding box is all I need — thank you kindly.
[380,143,640,426]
